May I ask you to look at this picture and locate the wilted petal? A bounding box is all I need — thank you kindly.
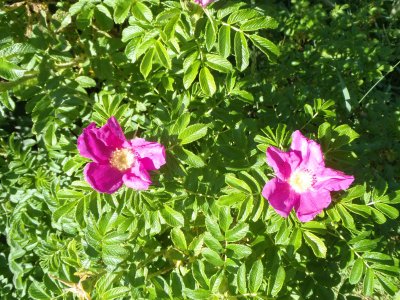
[295,190,331,222]
[130,138,166,170]
[290,130,324,169]
[314,167,354,191]
[77,123,112,163]
[262,178,299,218]
[123,164,152,190]
[84,162,123,194]
[267,146,300,180]
[97,116,127,149]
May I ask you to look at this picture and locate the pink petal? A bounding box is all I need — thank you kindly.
[290,130,324,169]
[77,123,112,163]
[314,167,354,191]
[97,116,127,149]
[123,164,152,190]
[266,146,300,180]
[194,0,214,6]
[262,178,299,218]
[84,162,123,194]
[294,190,332,222]
[130,138,166,170]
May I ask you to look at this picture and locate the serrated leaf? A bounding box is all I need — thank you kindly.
[204,232,223,252]
[225,223,248,242]
[249,260,263,293]
[183,60,201,89]
[94,4,113,31]
[171,228,187,251]
[102,287,130,300]
[237,263,247,294]
[349,258,364,285]
[240,16,278,31]
[178,124,208,145]
[28,281,51,300]
[171,112,191,135]
[234,31,249,71]
[184,289,211,299]
[250,34,280,57]
[205,53,233,73]
[205,216,224,241]
[161,205,184,227]
[363,268,374,296]
[131,2,153,22]
[113,0,131,24]
[121,25,145,42]
[218,25,231,58]
[202,248,224,266]
[155,41,171,69]
[375,203,399,219]
[0,58,25,80]
[270,266,285,296]
[226,244,252,259]
[75,76,96,88]
[225,174,252,193]
[205,19,216,51]
[140,47,154,78]
[199,66,216,96]
[303,231,327,258]
[217,192,246,206]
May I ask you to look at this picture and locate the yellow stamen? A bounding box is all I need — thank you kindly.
[288,169,314,193]
[110,148,135,171]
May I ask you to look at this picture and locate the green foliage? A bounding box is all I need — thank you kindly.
[0,0,400,299]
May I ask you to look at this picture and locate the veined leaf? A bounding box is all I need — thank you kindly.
[199,66,216,96]
[303,231,327,258]
[178,123,208,145]
[249,260,263,293]
[218,25,231,58]
[234,31,249,71]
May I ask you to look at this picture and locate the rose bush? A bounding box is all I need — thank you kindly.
[0,0,399,299]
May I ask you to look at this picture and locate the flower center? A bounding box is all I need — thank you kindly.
[110,148,135,171]
[288,169,315,193]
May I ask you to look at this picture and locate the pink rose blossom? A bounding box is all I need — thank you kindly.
[77,116,166,194]
[194,0,214,7]
[262,130,354,222]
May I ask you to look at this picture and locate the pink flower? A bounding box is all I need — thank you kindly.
[194,0,214,7]
[262,130,354,222]
[77,116,166,194]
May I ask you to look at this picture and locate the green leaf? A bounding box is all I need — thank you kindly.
[217,192,246,206]
[375,203,399,219]
[199,66,216,96]
[240,16,279,31]
[234,31,249,71]
[179,148,205,168]
[249,34,280,57]
[249,260,263,293]
[171,228,187,251]
[113,0,131,24]
[204,232,223,252]
[178,124,208,145]
[205,53,233,73]
[102,287,130,300]
[218,25,231,58]
[155,41,171,69]
[205,19,216,51]
[161,205,185,227]
[140,47,154,78]
[0,58,25,80]
[237,263,247,294]
[28,281,51,300]
[0,43,36,58]
[225,244,252,259]
[363,268,374,296]
[225,174,252,193]
[225,223,248,242]
[205,216,224,241]
[336,204,355,228]
[121,25,145,42]
[75,76,96,88]
[171,112,191,135]
[44,123,57,147]
[270,266,285,296]
[303,231,327,258]
[94,4,113,31]
[131,2,153,23]
[227,9,261,24]
[349,258,364,285]
[202,248,224,266]
[184,289,211,300]
[183,60,201,89]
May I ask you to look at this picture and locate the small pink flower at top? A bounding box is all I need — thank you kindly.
[262,130,354,222]
[77,116,166,194]
[194,0,214,7]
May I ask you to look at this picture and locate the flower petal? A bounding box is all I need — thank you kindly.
[77,123,112,163]
[314,167,354,191]
[97,116,127,149]
[262,178,299,218]
[266,146,300,180]
[294,190,331,222]
[130,138,166,170]
[84,162,123,194]
[290,130,324,169]
[123,163,152,190]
